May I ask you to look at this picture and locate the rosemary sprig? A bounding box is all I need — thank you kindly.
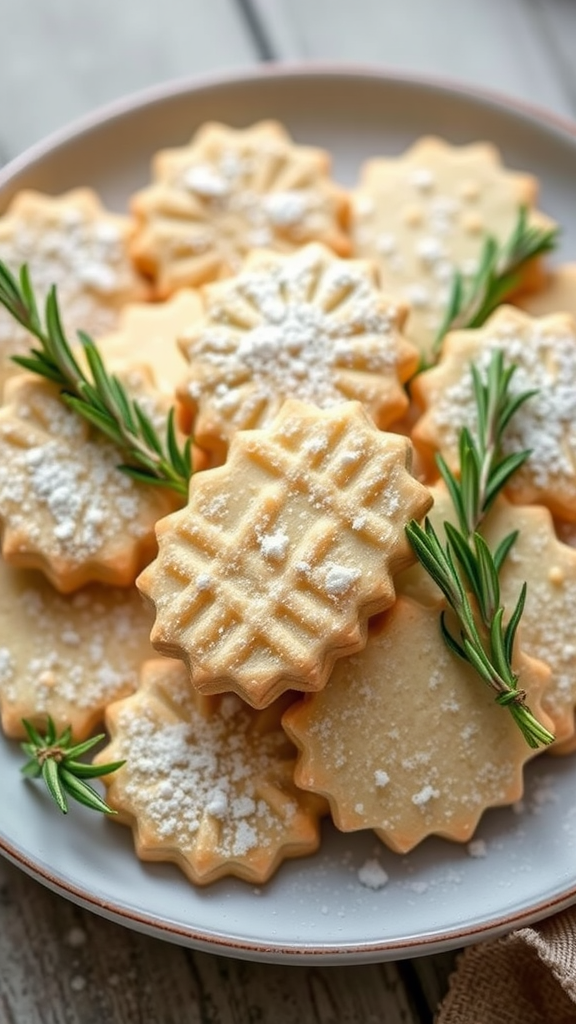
[20,717,124,814]
[0,261,193,498]
[406,349,554,748]
[431,206,559,359]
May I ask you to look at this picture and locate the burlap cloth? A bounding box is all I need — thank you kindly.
[436,904,576,1023]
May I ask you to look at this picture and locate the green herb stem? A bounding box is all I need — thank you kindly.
[431,207,558,361]
[20,717,123,815]
[406,348,554,748]
[0,262,193,498]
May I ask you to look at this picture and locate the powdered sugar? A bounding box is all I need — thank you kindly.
[0,561,153,725]
[180,246,404,443]
[0,194,141,375]
[0,375,173,572]
[114,675,305,865]
[357,859,389,890]
[424,313,576,506]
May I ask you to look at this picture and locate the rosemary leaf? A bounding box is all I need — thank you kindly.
[20,717,123,815]
[406,349,554,748]
[59,769,116,815]
[0,260,193,497]
[431,207,559,358]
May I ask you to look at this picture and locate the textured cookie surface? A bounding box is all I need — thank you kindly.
[398,483,576,747]
[98,288,202,393]
[177,244,417,462]
[412,306,576,519]
[351,137,549,360]
[0,188,146,398]
[130,120,350,296]
[283,597,553,853]
[96,659,324,885]
[137,399,432,707]
[0,556,154,740]
[0,372,180,591]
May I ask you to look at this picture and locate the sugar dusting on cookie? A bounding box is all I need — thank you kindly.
[179,244,416,458]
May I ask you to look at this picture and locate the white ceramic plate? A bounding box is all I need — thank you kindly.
[1,67,576,965]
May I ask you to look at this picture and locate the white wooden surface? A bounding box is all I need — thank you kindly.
[252,0,576,118]
[1,2,576,1022]
[0,0,257,160]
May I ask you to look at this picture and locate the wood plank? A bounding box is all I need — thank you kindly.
[250,0,573,117]
[0,857,437,1024]
[0,0,258,161]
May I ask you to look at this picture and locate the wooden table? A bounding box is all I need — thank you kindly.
[1,2,575,1021]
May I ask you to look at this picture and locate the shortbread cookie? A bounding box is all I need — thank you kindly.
[137,400,432,708]
[0,555,154,740]
[98,288,202,394]
[177,244,417,462]
[351,137,550,360]
[411,306,576,519]
[129,120,350,297]
[0,371,181,592]
[515,264,576,320]
[283,596,553,854]
[0,188,147,398]
[398,483,576,746]
[95,659,324,885]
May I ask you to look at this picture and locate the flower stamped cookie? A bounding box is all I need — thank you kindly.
[96,660,325,885]
[137,399,432,708]
[130,121,350,297]
[177,243,417,462]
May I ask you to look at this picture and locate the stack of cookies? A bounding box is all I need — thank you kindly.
[0,120,572,885]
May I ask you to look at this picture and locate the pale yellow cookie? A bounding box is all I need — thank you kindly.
[96,288,211,472]
[515,264,576,320]
[95,659,325,885]
[0,188,147,399]
[0,371,181,592]
[177,243,417,463]
[137,399,432,708]
[98,288,202,394]
[0,555,154,740]
[129,120,350,297]
[351,137,552,360]
[411,306,576,519]
[283,596,553,854]
[398,483,576,746]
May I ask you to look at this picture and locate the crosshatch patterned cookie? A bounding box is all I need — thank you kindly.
[351,137,551,360]
[95,659,325,885]
[0,371,181,592]
[0,188,147,398]
[0,555,155,740]
[282,596,553,854]
[129,120,351,297]
[411,306,576,520]
[137,399,432,708]
[177,243,418,463]
[398,483,576,747]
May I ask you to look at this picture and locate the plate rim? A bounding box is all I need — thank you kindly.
[1,60,576,190]
[1,63,576,963]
